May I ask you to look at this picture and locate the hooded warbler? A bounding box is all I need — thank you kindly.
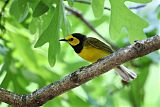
[60,33,137,82]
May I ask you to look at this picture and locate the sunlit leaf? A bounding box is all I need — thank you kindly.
[109,0,151,42]
[29,7,55,34]
[91,0,105,18]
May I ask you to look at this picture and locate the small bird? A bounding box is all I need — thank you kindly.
[59,33,137,82]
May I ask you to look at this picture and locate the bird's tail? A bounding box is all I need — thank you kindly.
[115,65,137,82]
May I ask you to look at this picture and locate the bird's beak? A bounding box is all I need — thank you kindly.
[59,39,67,41]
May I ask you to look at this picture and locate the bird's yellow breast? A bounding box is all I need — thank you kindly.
[78,46,111,62]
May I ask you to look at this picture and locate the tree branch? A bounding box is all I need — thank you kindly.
[0,35,160,106]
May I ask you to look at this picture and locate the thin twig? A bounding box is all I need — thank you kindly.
[75,0,146,10]
[0,35,160,106]
[128,5,146,10]
[75,0,110,11]
[65,6,117,49]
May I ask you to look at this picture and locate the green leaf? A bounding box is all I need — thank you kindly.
[34,7,55,47]
[109,0,151,43]
[61,18,71,37]
[21,70,45,87]
[28,18,39,34]
[67,0,74,7]
[33,1,49,17]
[68,91,90,107]
[48,42,60,66]
[61,4,71,37]
[29,7,55,34]
[7,32,53,80]
[48,1,63,66]
[10,0,29,22]
[10,33,39,71]
[28,0,40,11]
[0,71,12,88]
[127,0,151,3]
[129,67,149,107]
[156,5,160,19]
[43,98,61,107]
[12,74,29,94]
[0,50,12,76]
[91,0,105,18]
[35,0,63,66]
[42,0,57,7]
[0,50,12,88]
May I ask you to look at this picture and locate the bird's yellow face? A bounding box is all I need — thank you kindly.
[64,35,80,46]
[60,33,86,53]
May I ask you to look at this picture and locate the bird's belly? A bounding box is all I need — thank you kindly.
[78,46,111,62]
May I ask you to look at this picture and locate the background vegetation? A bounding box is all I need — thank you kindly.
[0,0,160,106]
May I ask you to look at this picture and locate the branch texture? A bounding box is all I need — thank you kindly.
[0,35,160,106]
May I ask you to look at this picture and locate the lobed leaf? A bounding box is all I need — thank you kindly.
[109,0,151,43]
[34,0,64,66]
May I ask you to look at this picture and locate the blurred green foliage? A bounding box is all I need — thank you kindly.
[0,0,160,107]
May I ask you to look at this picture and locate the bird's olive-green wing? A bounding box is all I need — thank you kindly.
[85,37,113,53]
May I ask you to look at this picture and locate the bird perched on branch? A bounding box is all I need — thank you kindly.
[60,33,137,82]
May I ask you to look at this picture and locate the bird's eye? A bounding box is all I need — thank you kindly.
[69,38,74,41]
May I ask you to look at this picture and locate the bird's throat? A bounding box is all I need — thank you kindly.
[71,43,83,53]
